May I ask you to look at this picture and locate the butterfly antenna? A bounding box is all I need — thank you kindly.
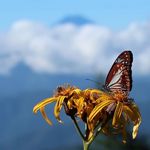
[86,78,106,91]
[86,78,102,86]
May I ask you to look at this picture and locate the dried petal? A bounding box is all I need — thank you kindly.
[112,102,123,127]
[33,97,57,113]
[54,96,66,123]
[40,107,52,125]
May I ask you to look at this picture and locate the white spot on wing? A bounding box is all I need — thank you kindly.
[115,58,124,63]
[108,69,122,87]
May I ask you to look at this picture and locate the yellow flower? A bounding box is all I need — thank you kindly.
[33,86,101,125]
[88,90,141,143]
[33,85,81,125]
[33,86,141,144]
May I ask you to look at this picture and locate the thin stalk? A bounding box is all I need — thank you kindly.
[88,117,111,146]
[83,127,102,150]
[72,116,109,150]
[71,117,92,150]
[71,116,85,141]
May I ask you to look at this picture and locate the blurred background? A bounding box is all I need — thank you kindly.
[0,0,150,149]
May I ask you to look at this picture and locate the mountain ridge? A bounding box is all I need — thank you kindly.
[56,15,94,26]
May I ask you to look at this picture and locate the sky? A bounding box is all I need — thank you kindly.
[1,0,150,29]
[0,0,150,76]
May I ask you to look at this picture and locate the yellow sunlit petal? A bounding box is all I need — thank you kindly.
[90,89,104,95]
[95,93,113,103]
[123,105,141,139]
[129,102,142,122]
[40,107,52,125]
[87,131,94,141]
[129,103,141,139]
[72,89,81,94]
[112,102,123,126]
[84,89,91,93]
[54,96,66,122]
[75,97,84,109]
[132,122,141,139]
[88,100,114,122]
[33,97,57,113]
[89,89,103,102]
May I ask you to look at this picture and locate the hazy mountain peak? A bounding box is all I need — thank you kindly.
[11,62,33,75]
[58,15,94,26]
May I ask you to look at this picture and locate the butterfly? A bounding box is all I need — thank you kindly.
[104,51,133,95]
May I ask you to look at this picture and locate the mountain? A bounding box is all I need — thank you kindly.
[0,62,97,99]
[57,15,94,26]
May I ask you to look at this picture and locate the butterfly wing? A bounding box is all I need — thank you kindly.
[105,51,133,94]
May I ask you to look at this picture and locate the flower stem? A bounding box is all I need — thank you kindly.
[71,116,108,150]
[83,141,90,150]
[71,116,85,141]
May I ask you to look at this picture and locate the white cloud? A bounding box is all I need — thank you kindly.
[0,19,150,75]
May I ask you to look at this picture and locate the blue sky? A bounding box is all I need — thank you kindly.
[1,0,150,29]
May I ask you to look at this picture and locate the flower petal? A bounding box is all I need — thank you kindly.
[54,96,66,123]
[89,100,114,122]
[72,89,81,95]
[89,89,104,102]
[88,100,114,132]
[129,102,142,139]
[120,116,127,144]
[123,104,141,139]
[130,102,142,122]
[33,97,57,113]
[75,97,85,112]
[40,107,52,125]
[90,89,103,94]
[96,93,113,103]
[112,102,123,127]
